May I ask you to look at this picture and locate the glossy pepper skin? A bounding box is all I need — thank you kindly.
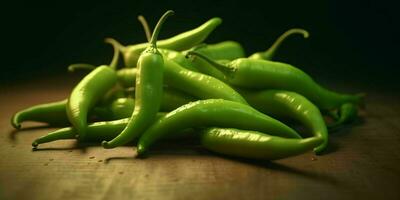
[187,52,364,110]
[11,100,69,129]
[238,89,328,154]
[137,99,301,156]
[163,59,248,104]
[201,128,322,160]
[67,66,117,140]
[249,28,309,60]
[66,39,120,140]
[102,11,173,149]
[107,17,222,68]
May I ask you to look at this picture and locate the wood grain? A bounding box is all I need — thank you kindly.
[0,75,399,200]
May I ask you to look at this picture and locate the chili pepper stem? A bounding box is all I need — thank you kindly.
[104,38,122,70]
[263,28,309,59]
[68,64,96,72]
[104,38,126,54]
[149,10,175,48]
[186,51,235,75]
[138,15,152,42]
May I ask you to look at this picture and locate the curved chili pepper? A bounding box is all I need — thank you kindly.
[187,51,364,110]
[102,10,173,149]
[163,59,248,104]
[66,40,119,140]
[11,100,69,129]
[249,28,309,60]
[201,128,322,160]
[137,99,301,156]
[238,89,328,154]
[106,17,222,68]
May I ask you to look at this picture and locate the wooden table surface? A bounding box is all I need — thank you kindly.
[1,75,399,200]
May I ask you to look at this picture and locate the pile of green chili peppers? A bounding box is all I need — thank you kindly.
[11,10,365,160]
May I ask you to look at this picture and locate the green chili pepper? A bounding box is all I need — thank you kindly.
[106,17,222,68]
[187,51,364,110]
[102,10,173,149]
[249,28,309,60]
[11,100,70,129]
[185,41,245,61]
[328,103,359,129]
[163,59,248,104]
[201,128,322,160]
[66,39,120,140]
[238,89,328,154]
[137,99,301,156]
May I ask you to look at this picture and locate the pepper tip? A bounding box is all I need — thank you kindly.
[101,141,111,149]
[32,141,38,148]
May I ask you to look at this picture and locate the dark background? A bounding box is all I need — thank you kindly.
[2,0,399,89]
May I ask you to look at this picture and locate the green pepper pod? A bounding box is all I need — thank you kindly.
[66,38,121,140]
[107,17,222,68]
[163,59,248,104]
[102,11,173,149]
[67,66,117,140]
[238,89,328,154]
[201,128,322,160]
[249,28,309,60]
[11,99,69,129]
[187,52,364,110]
[137,99,301,155]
